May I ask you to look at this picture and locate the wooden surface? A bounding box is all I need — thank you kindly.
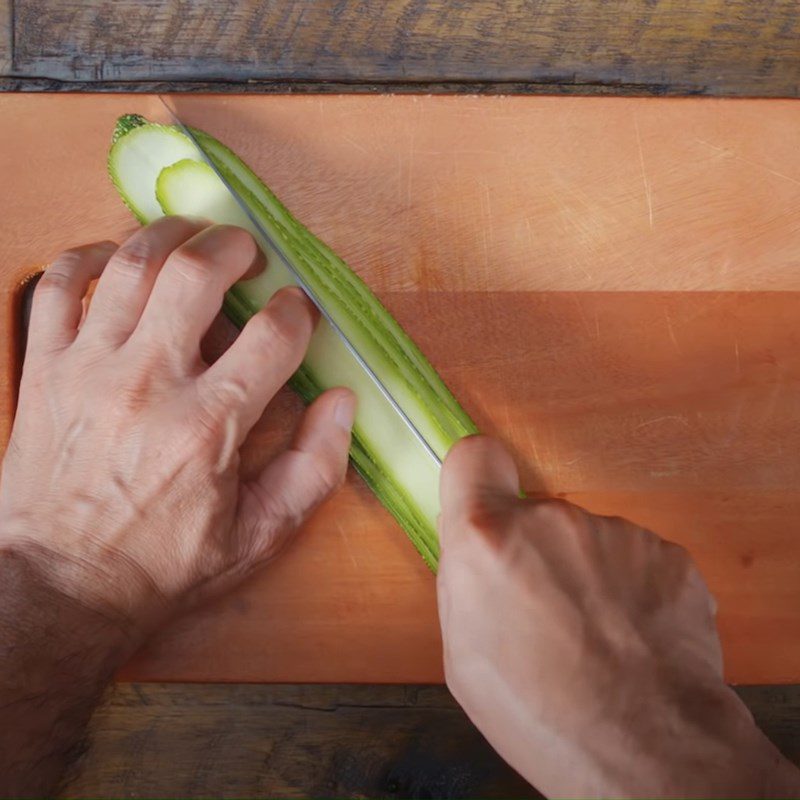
[61,683,800,799]
[64,684,540,799]
[2,93,800,686]
[0,0,10,75]
[4,5,800,796]
[2,0,799,97]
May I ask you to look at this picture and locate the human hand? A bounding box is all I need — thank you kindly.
[437,436,799,798]
[0,217,355,644]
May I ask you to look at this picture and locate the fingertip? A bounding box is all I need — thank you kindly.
[242,245,267,281]
[440,435,520,511]
[266,286,317,342]
[301,388,356,450]
[95,239,119,254]
[181,214,213,226]
[277,285,319,326]
[332,388,357,432]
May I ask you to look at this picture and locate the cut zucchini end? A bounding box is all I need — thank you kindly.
[156,158,229,220]
[108,121,201,224]
[112,113,148,144]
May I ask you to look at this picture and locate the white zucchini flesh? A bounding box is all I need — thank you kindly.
[108,118,478,569]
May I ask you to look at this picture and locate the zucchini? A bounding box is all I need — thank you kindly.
[108,116,477,569]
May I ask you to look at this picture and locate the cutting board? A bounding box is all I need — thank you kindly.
[1,94,799,684]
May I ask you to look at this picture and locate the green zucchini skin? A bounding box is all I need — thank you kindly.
[108,116,478,570]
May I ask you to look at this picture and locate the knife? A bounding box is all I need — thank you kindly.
[156,95,442,467]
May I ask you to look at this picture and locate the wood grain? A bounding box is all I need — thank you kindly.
[3,94,800,684]
[8,0,800,96]
[62,683,799,798]
[63,683,800,799]
[0,0,10,75]
[3,94,800,292]
[64,684,540,799]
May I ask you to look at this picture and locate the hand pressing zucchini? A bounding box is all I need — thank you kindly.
[108,114,477,569]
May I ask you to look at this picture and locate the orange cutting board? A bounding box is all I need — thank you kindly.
[1,94,799,684]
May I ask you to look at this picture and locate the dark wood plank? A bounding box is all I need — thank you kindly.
[0,0,10,75]
[9,0,800,96]
[738,686,800,766]
[62,683,800,799]
[62,684,541,799]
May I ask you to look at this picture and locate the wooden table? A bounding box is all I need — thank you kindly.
[3,2,800,797]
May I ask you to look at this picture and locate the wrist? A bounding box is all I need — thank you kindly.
[0,544,140,676]
[591,671,794,798]
[0,540,142,797]
[0,517,167,647]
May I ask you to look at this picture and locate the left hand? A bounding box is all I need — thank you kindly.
[0,217,355,643]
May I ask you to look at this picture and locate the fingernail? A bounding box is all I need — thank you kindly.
[278,286,319,324]
[183,215,213,226]
[334,391,357,431]
[268,286,307,327]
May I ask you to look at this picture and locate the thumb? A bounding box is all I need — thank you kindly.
[439,435,520,549]
[236,387,356,563]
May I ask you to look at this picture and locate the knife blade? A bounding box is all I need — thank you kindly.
[156,95,442,467]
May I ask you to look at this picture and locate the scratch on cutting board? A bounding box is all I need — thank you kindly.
[522,426,543,471]
[551,446,564,484]
[734,337,742,377]
[759,377,784,426]
[501,394,513,435]
[335,519,360,570]
[634,115,655,230]
[635,415,691,430]
[524,216,536,251]
[695,139,800,187]
[406,125,416,207]
[664,309,682,354]
[573,296,595,339]
[481,178,494,223]
[341,134,369,155]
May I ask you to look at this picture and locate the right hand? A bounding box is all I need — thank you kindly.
[437,436,799,799]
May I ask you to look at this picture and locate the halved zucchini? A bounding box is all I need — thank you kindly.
[108,116,477,569]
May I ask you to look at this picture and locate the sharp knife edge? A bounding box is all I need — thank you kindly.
[157,95,442,468]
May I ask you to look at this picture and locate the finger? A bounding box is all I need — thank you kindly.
[196,287,316,442]
[80,216,208,345]
[236,388,356,561]
[26,241,118,358]
[439,435,520,549]
[136,225,265,361]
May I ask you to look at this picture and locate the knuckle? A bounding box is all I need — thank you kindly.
[168,249,216,285]
[110,241,153,276]
[303,451,346,493]
[463,497,501,535]
[249,307,298,351]
[190,409,226,445]
[190,379,248,443]
[114,375,156,416]
[460,496,517,546]
[205,376,250,409]
[37,254,82,293]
